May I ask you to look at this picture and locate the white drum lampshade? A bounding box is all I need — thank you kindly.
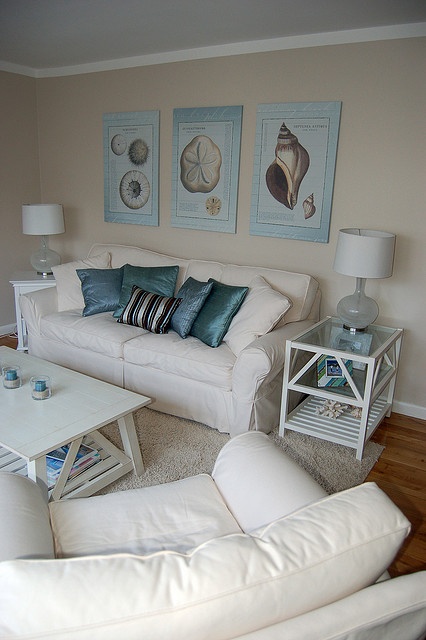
[333,228,395,331]
[22,204,65,276]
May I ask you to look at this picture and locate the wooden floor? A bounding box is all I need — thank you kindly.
[0,333,424,576]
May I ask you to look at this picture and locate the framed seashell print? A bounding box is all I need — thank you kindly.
[171,106,243,233]
[103,111,159,226]
[250,102,341,242]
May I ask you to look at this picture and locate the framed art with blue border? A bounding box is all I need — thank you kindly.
[250,102,341,243]
[103,110,159,226]
[171,105,243,234]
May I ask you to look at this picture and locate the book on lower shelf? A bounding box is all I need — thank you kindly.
[46,443,101,489]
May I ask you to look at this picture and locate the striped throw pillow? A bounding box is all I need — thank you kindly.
[117,286,182,334]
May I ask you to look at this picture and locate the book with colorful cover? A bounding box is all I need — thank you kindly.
[46,443,101,489]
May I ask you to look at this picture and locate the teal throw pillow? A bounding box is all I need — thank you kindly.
[117,286,182,334]
[190,279,248,348]
[170,277,213,338]
[113,264,179,318]
[77,267,124,317]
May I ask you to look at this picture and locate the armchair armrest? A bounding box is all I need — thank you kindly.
[19,287,59,336]
[0,473,54,561]
[212,432,326,532]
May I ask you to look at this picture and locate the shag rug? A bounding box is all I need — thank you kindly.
[98,407,384,496]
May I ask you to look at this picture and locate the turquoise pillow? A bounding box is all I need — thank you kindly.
[170,277,213,338]
[190,279,248,348]
[113,264,179,318]
[77,267,124,316]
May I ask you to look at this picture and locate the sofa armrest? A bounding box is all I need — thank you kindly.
[212,431,327,532]
[0,473,55,561]
[232,320,315,402]
[19,287,59,336]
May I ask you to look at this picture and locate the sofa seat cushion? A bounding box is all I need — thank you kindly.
[49,474,241,558]
[124,331,235,390]
[40,311,147,359]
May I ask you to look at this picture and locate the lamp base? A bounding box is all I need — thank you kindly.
[30,235,61,277]
[336,277,379,331]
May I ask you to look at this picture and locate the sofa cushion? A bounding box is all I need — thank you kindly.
[113,264,180,318]
[49,474,241,558]
[123,332,235,389]
[52,252,111,311]
[40,311,147,359]
[190,279,248,348]
[0,484,410,639]
[77,267,124,316]
[171,277,213,338]
[117,286,182,334]
[224,275,293,355]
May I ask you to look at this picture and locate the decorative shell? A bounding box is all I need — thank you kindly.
[315,399,347,419]
[180,135,222,193]
[266,122,310,210]
[303,193,316,219]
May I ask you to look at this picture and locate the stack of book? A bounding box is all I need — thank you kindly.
[46,443,100,489]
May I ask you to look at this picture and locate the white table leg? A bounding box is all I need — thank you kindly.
[27,456,48,498]
[117,413,144,475]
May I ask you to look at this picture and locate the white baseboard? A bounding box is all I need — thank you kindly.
[0,323,17,337]
[393,400,426,421]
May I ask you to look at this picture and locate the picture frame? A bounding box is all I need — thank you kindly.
[317,355,353,388]
[250,101,341,242]
[103,110,159,226]
[331,328,373,371]
[171,105,243,234]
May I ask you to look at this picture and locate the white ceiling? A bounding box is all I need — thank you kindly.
[0,0,425,76]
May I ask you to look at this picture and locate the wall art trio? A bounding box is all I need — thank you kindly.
[103,101,341,243]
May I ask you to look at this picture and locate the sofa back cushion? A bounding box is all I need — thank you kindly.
[0,484,410,639]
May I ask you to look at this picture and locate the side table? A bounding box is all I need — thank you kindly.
[279,316,403,460]
[10,271,56,351]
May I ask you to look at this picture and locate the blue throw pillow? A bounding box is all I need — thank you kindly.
[77,267,124,316]
[170,277,213,338]
[113,264,179,318]
[190,279,248,348]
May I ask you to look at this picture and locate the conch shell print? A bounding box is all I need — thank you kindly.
[266,122,310,210]
[303,193,316,219]
[180,135,222,193]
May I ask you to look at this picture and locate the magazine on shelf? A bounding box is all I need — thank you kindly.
[46,443,101,489]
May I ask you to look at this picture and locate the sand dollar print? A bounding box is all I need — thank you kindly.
[205,195,222,216]
[119,170,150,209]
[110,134,127,156]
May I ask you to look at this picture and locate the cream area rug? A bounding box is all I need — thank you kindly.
[98,407,384,496]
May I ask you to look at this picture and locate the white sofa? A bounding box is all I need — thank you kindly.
[20,243,320,437]
[0,432,424,639]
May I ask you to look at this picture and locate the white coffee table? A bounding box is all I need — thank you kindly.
[0,347,151,501]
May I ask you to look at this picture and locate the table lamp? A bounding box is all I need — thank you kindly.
[333,228,395,332]
[22,204,65,276]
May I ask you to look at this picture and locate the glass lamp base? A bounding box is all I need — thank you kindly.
[336,277,379,331]
[30,236,61,276]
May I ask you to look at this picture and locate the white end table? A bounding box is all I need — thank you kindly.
[10,271,56,351]
[279,316,403,460]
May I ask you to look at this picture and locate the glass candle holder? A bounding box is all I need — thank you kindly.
[30,375,51,400]
[2,365,22,389]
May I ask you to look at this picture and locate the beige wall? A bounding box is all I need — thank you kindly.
[1,37,425,417]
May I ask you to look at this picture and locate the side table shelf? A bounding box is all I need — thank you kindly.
[279,317,403,460]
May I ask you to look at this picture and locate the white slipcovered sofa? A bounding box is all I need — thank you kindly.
[0,432,425,639]
[20,243,320,437]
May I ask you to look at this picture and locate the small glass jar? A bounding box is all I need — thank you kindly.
[30,375,51,400]
[2,365,22,389]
